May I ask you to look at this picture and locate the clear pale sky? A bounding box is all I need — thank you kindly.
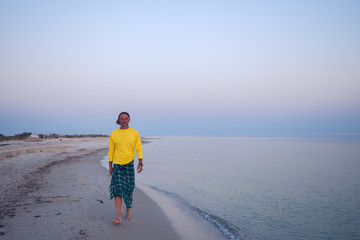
[1,0,359,136]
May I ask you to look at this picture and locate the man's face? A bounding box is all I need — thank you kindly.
[119,114,130,128]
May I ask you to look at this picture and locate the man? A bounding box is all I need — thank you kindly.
[108,112,143,224]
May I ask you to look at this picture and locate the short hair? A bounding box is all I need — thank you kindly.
[116,112,130,125]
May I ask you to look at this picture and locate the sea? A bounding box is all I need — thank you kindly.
[101,135,360,240]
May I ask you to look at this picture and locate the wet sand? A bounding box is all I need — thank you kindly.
[0,137,181,239]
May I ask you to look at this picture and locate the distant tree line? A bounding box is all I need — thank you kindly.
[0,132,108,141]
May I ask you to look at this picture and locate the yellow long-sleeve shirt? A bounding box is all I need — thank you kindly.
[108,127,143,165]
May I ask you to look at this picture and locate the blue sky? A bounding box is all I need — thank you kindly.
[1,0,359,136]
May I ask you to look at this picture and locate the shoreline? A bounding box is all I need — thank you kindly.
[0,137,181,239]
[136,182,227,240]
[100,154,226,240]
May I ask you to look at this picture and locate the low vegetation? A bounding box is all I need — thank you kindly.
[0,132,108,141]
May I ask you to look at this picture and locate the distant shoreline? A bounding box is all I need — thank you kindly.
[0,133,109,142]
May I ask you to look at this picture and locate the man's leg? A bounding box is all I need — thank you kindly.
[126,206,131,221]
[112,196,122,224]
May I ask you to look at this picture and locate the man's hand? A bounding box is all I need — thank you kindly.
[137,159,143,173]
[109,161,113,176]
[137,164,143,173]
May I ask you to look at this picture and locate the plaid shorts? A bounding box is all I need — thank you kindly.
[109,160,135,208]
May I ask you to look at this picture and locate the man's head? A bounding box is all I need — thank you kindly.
[116,112,131,128]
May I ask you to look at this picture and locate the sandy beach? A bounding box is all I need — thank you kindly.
[0,137,181,240]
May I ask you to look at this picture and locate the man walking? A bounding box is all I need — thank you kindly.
[108,112,143,224]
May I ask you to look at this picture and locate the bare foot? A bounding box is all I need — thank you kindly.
[126,208,131,221]
[112,218,121,224]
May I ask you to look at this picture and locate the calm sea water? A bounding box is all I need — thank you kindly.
[104,136,360,240]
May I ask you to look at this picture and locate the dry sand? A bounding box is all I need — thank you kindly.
[0,137,181,240]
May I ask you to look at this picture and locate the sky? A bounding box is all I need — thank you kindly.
[1,0,360,137]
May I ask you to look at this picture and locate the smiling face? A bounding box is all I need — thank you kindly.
[118,113,130,129]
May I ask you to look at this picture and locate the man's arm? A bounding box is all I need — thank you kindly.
[135,132,143,173]
[108,134,114,175]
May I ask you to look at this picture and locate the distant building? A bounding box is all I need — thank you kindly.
[25,135,42,142]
